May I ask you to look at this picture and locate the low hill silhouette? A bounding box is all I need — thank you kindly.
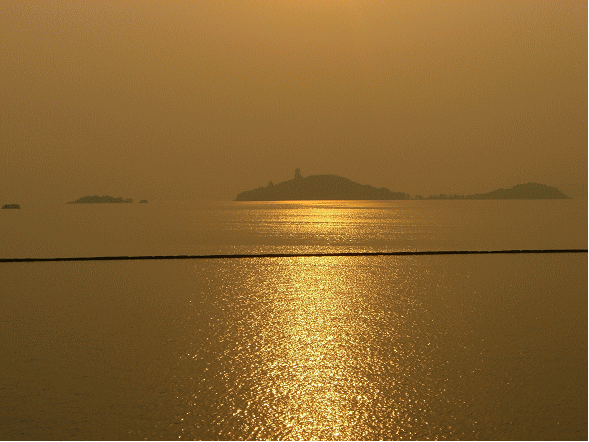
[470,183,569,199]
[67,195,133,204]
[427,183,569,200]
[235,169,410,201]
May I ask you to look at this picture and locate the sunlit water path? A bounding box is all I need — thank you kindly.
[1,254,586,440]
[0,200,586,439]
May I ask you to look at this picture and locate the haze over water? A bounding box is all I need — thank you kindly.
[1,201,586,440]
[1,0,587,439]
[1,1,586,203]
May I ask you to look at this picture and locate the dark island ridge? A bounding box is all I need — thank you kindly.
[236,170,569,201]
[67,195,133,204]
[427,183,569,200]
[235,169,410,201]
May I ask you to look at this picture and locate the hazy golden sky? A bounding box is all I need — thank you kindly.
[1,0,586,202]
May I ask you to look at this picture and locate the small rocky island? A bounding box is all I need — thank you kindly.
[427,183,569,200]
[139,199,148,203]
[67,195,133,204]
[235,169,410,201]
[2,204,21,209]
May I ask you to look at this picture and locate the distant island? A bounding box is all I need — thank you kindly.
[139,199,148,203]
[67,195,133,204]
[2,204,20,209]
[426,183,569,200]
[235,169,410,201]
[235,172,570,201]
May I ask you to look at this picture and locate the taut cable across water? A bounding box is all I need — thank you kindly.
[1,249,586,263]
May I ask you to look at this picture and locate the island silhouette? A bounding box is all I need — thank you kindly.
[2,204,21,209]
[236,170,570,201]
[67,195,133,204]
[235,169,410,201]
[427,183,569,200]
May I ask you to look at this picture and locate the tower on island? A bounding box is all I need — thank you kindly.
[294,168,303,181]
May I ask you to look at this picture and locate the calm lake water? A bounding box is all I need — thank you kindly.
[0,200,587,440]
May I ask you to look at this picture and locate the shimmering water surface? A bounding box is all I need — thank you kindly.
[0,201,587,440]
[1,199,586,258]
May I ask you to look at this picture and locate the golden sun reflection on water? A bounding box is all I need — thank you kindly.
[243,200,416,249]
[199,256,439,440]
[273,204,366,245]
[1,255,585,440]
[271,258,361,440]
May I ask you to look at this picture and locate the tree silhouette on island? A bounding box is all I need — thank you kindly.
[235,170,570,201]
